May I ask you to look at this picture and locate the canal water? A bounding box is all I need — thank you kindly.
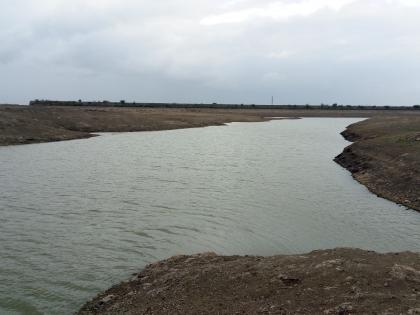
[1,118,419,314]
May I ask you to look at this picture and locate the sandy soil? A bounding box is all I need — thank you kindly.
[78,248,420,314]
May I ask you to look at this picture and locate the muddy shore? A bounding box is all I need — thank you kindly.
[335,116,420,212]
[78,248,420,314]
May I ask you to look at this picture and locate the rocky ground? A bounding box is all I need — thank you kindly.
[78,248,420,315]
[335,116,420,212]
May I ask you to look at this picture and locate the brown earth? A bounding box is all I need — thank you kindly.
[335,116,420,212]
[0,105,418,146]
[78,248,420,315]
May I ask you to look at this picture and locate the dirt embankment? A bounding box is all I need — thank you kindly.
[1,105,418,146]
[78,248,420,315]
[334,116,420,212]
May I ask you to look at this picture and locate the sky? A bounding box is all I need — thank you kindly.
[1,0,420,105]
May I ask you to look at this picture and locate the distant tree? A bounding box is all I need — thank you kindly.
[120,100,126,104]
[78,99,82,103]
[413,105,420,109]
[332,103,338,107]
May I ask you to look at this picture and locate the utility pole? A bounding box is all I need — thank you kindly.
[271,96,274,106]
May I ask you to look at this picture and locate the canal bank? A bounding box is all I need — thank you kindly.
[78,248,420,314]
[335,116,420,212]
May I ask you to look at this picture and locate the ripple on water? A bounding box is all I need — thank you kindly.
[0,297,44,315]
[0,118,419,315]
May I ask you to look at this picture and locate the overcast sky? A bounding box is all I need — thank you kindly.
[1,0,420,105]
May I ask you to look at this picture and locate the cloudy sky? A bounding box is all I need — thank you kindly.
[1,0,420,105]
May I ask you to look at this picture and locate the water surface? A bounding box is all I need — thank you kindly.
[0,118,419,314]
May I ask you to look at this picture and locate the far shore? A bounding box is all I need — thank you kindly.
[1,104,418,147]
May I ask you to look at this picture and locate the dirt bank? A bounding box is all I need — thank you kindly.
[335,116,420,212]
[1,105,418,146]
[78,248,420,314]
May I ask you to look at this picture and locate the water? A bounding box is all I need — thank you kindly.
[0,118,419,314]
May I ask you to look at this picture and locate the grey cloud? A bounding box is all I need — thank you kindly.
[0,0,419,105]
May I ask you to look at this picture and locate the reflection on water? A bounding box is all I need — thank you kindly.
[0,118,419,314]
